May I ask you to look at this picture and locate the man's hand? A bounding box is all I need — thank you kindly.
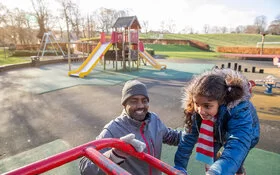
[104,133,146,164]
[120,133,146,152]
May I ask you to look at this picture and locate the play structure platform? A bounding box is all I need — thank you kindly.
[69,16,166,78]
[68,34,165,78]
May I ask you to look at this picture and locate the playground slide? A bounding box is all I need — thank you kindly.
[68,42,112,78]
[139,50,166,70]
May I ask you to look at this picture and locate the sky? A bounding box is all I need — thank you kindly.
[1,0,280,33]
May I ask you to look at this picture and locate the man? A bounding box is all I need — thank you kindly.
[80,80,181,175]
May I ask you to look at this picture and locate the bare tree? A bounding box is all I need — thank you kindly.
[203,24,209,34]
[51,15,65,40]
[31,0,50,40]
[220,26,227,34]
[79,13,95,38]
[0,3,8,47]
[160,20,165,33]
[0,4,38,45]
[95,7,129,34]
[25,13,41,44]
[87,13,98,38]
[80,15,87,38]
[268,14,280,35]
[141,20,149,34]
[57,0,73,70]
[5,10,18,44]
[235,25,245,33]
[0,3,8,26]
[68,2,82,40]
[166,19,176,33]
[14,9,29,44]
[189,27,194,34]
[244,25,258,34]
[180,26,190,34]
[211,26,220,33]
[25,13,37,29]
[254,15,267,34]
[180,26,194,34]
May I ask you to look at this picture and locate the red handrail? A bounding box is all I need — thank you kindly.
[84,147,131,175]
[3,138,183,175]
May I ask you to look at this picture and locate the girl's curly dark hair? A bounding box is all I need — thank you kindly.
[182,68,251,131]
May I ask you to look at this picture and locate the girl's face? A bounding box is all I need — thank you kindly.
[193,95,219,120]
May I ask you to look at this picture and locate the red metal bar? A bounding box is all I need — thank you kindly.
[111,32,116,43]
[135,153,183,175]
[4,139,120,175]
[139,41,144,52]
[117,32,123,43]
[85,147,131,175]
[100,32,106,44]
[97,140,183,175]
[4,138,183,175]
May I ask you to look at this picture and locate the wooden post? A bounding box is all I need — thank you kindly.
[114,30,118,71]
[64,9,71,71]
[238,65,242,71]
[128,27,131,71]
[122,31,125,71]
[252,66,256,73]
[227,62,231,68]
[260,33,266,55]
[234,63,238,70]
[137,27,139,70]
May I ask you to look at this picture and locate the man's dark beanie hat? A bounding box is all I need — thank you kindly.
[121,80,149,105]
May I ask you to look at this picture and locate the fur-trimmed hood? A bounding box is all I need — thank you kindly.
[181,68,252,111]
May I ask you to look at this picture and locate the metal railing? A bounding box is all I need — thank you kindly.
[3,138,183,175]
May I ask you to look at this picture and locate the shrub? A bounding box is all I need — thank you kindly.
[145,48,155,55]
[13,50,67,57]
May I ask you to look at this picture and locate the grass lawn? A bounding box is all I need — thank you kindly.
[155,51,220,59]
[0,44,221,66]
[2,33,279,65]
[145,44,221,59]
[141,33,280,50]
[0,49,29,66]
[0,57,30,66]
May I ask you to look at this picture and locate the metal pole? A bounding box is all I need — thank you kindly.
[260,34,265,55]
[64,7,71,71]
[85,147,131,175]
[4,139,183,175]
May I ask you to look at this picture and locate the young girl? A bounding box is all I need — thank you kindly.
[174,68,260,175]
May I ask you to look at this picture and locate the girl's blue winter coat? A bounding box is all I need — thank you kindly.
[174,100,260,175]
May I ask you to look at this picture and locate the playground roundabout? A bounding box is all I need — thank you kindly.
[0,57,279,174]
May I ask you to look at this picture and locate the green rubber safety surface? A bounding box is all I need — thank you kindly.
[0,139,80,175]
[162,142,280,175]
[5,61,215,94]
